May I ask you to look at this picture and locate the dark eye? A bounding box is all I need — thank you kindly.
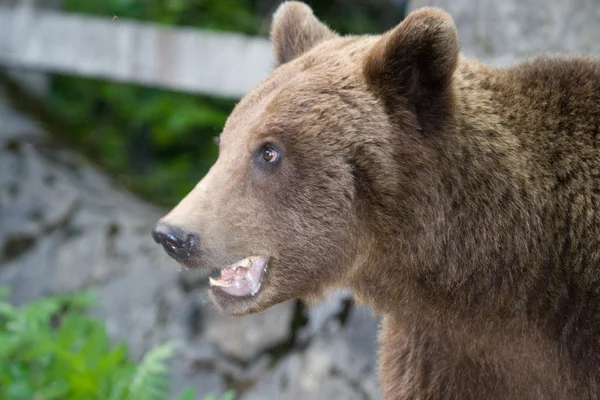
[260,145,280,163]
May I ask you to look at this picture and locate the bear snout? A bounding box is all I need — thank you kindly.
[151,223,199,262]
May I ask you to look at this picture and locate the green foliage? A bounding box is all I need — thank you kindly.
[48,75,230,207]
[51,0,262,207]
[0,288,234,400]
[62,0,263,34]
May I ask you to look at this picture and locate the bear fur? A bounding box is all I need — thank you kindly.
[155,2,600,399]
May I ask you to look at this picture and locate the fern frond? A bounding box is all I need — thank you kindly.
[128,341,181,400]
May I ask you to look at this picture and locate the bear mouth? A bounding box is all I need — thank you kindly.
[208,255,268,297]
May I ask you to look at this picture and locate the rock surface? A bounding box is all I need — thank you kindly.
[409,0,600,65]
[242,305,381,400]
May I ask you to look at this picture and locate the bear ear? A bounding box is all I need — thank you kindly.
[270,1,338,66]
[364,7,459,105]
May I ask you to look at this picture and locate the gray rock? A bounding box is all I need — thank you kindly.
[205,301,295,362]
[297,288,352,342]
[244,350,363,400]
[148,285,275,396]
[409,0,600,66]
[242,305,381,400]
[0,88,223,397]
[167,355,226,400]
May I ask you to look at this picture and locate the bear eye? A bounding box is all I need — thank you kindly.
[260,145,280,163]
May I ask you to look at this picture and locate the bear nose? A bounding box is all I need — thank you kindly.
[151,223,199,262]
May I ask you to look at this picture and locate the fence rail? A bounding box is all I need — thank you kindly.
[0,3,274,98]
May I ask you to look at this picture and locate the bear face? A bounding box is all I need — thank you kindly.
[152,2,461,316]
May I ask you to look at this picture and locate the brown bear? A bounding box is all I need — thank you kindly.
[152,2,600,399]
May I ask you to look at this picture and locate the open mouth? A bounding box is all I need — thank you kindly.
[209,255,268,297]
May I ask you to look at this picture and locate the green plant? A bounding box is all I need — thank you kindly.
[62,0,263,34]
[0,288,234,400]
[49,0,263,208]
[48,75,231,207]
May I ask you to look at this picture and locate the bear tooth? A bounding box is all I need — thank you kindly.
[209,277,234,287]
[231,257,252,270]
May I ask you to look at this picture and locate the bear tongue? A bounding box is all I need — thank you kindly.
[217,265,251,281]
[219,267,237,281]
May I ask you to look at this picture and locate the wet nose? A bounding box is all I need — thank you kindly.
[151,223,199,262]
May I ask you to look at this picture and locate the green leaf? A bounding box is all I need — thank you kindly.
[106,377,130,400]
[34,380,71,399]
[79,320,109,367]
[98,343,128,374]
[0,289,199,400]
[129,341,180,400]
[56,290,98,310]
[222,390,237,400]
[57,313,84,350]
[0,301,16,319]
[2,379,36,399]
[174,386,196,400]
[0,332,20,356]
[68,370,99,396]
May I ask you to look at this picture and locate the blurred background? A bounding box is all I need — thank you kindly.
[4,0,408,208]
[0,0,599,399]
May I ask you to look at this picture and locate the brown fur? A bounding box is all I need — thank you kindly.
[156,2,600,399]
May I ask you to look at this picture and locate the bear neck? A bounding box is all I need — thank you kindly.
[348,57,600,346]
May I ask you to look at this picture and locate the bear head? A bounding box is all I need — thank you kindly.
[153,1,459,316]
